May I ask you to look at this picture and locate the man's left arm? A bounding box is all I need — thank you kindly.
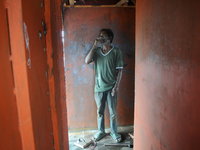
[111,69,123,97]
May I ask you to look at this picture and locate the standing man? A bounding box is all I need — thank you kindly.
[85,29,123,143]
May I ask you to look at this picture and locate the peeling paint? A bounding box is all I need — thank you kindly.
[23,22,31,69]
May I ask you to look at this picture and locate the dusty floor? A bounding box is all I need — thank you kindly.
[68,125,134,150]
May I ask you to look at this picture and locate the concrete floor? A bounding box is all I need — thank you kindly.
[68,125,134,150]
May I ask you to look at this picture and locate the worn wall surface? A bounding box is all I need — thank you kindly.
[64,7,135,130]
[0,1,23,149]
[50,0,69,149]
[21,0,54,149]
[135,0,200,149]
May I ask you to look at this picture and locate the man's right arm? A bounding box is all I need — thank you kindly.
[85,45,96,64]
[85,38,100,64]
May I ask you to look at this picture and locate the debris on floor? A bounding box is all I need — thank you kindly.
[74,138,93,149]
[104,142,133,148]
[128,133,134,139]
[69,125,133,150]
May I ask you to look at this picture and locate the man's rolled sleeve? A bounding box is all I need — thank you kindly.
[116,49,123,69]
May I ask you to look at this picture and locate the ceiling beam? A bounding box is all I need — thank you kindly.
[69,0,74,7]
[63,3,135,8]
[115,0,129,7]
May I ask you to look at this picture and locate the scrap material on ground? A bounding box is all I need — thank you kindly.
[69,125,133,150]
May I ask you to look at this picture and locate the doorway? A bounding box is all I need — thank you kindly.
[62,6,135,149]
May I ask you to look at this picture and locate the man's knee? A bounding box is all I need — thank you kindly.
[98,113,104,118]
[111,114,117,120]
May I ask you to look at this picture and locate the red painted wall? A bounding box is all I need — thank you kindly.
[0,1,23,149]
[64,7,135,130]
[135,0,200,149]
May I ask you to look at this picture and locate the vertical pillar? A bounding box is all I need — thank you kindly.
[45,0,60,149]
[7,0,35,149]
[50,0,69,149]
[135,0,200,149]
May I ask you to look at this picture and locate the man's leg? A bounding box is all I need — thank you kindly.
[107,89,122,142]
[94,92,106,134]
[106,89,118,134]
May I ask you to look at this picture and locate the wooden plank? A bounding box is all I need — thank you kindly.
[129,133,134,139]
[115,0,128,7]
[63,3,135,8]
[69,0,74,7]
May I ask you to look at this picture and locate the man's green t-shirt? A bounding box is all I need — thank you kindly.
[93,46,123,92]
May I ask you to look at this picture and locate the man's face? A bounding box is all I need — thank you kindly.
[99,31,110,44]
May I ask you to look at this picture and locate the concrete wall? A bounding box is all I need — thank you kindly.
[64,7,135,130]
[135,0,200,149]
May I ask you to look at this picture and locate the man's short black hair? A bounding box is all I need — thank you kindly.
[100,28,114,43]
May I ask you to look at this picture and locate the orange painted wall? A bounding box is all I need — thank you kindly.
[0,1,23,149]
[64,7,135,130]
[135,0,200,149]
[50,0,69,149]
[21,0,54,149]
[0,0,68,149]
